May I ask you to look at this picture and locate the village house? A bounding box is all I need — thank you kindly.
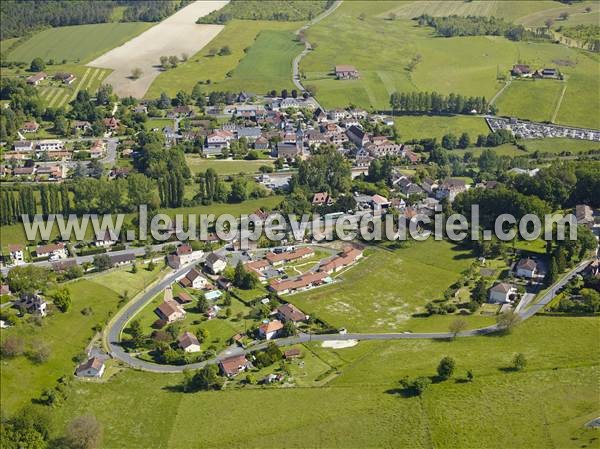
[36,242,67,260]
[277,303,308,323]
[178,267,208,290]
[488,283,517,304]
[13,140,34,152]
[276,142,302,160]
[319,247,363,274]
[175,291,194,305]
[511,64,531,77]
[26,72,47,85]
[268,271,328,295]
[20,121,39,133]
[346,125,369,148]
[205,252,227,274]
[205,130,234,153]
[75,357,105,378]
[312,192,331,206]
[155,300,186,323]
[403,149,421,164]
[244,259,270,281]
[37,139,64,152]
[284,348,302,359]
[109,253,135,267]
[95,230,117,247]
[436,178,467,202]
[175,243,202,265]
[516,258,538,279]
[220,354,251,377]
[16,293,47,316]
[90,140,105,159]
[420,177,438,194]
[371,194,391,212]
[335,64,360,80]
[575,205,594,229]
[265,247,314,267]
[8,244,24,263]
[253,136,269,150]
[103,117,120,132]
[12,166,35,177]
[258,319,284,340]
[72,120,91,132]
[178,332,201,353]
[236,127,262,142]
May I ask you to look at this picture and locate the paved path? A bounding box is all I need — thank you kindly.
[292,0,342,106]
[489,78,511,106]
[105,253,592,373]
[101,137,118,165]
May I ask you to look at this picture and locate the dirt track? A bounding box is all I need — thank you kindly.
[88,0,228,98]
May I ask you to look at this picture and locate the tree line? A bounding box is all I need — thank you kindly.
[389,91,489,115]
[415,14,553,42]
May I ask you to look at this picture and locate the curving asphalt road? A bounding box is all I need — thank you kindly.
[105,254,592,373]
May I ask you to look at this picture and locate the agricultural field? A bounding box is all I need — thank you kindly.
[186,155,273,175]
[496,79,565,123]
[300,1,600,129]
[147,19,300,98]
[88,1,228,98]
[0,263,163,414]
[394,115,489,141]
[4,22,154,64]
[44,316,599,448]
[290,240,479,333]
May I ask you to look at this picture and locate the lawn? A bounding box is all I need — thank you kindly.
[144,118,173,131]
[5,22,153,64]
[186,155,274,175]
[45,316,599,448]
[0,263,162,414]
[496,79,565,123]
[146,20,300,98]
[290,240,476,332]
[394,115,489,141]
[300,1,600,129]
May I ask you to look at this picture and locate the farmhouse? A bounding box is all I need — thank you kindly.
[155,300,186,323]
[516,258,538,278]
[75,357,106,378]
[488,283,517,304]
[335,64,360,80]
[319,247,363,274]
[36,242,66,259]
[511,64,531,77]
[258,319,284,340]
[178,332,201,353]
[26,72,47,85]
[265,247,314,266]
[220,354,251,377]
[277,303,308,323]
[20,121,39,133]
[205,253,227,274]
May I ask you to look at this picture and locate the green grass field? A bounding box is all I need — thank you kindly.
[300,1,600,129]
[290,240,477,332]
[450,137,600,159]
[186,156,273,175]
[5,22,153,63]
[496,79,565,123]
[0,264,163,414]
[394,115,489,141]
[147,20,299,98]
[43,316,599,448]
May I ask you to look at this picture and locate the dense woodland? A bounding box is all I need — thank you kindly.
[197,0,333,24]
[416,14,553,42]
[0,0,187,39]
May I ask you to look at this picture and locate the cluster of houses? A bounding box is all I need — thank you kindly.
[486,116,600,142]
[26,71,77,86]
[487,257,541,304]
[510,64,561,79]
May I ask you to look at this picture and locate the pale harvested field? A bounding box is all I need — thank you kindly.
[88,0,228,98]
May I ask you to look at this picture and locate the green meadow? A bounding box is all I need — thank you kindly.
[300,1,600,129]
[185,155,273,175]
[290,240,479,333]
[496,79,565,123]
[146,20,300,98]
[5,22,153,63]
[394,115,490,141]
[0,264,163,414]
[43,316,599,448]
